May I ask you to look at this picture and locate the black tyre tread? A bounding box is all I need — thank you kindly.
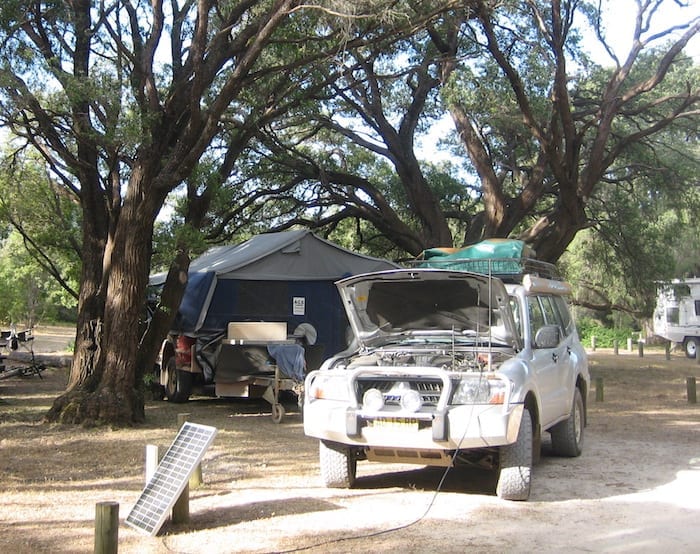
[550,388,584,457]
[164,357,192,403]
[496,409,532,501]
[319,441,356,488]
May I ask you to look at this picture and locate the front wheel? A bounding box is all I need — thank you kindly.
[271,403,285,424]
[496,408,532,501]
[319,441,356,488]
[684,337,698,359]
[550,388,584,457]
[164,356,193,403]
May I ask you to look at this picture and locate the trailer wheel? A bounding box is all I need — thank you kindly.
[684,337,698,359]
[271,403,285,423]
[164,356,192,403]
[319,440,356,488]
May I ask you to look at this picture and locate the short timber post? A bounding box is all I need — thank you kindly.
[665,341,671,361]
[638,340,644,358]
[171,482,189,524]
[595,377,604,402]
[591,336,596,351]
[94,501,119,554]
[688,377,697,404]
[171,414,192,524]
[627,338,633,353]
[613,340,619,355]
[145,444,158,484]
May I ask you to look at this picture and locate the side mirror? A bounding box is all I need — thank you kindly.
[534,325,560,349]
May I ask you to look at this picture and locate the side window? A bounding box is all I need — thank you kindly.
[527,296,546,340]
[540,296,558,324]
[552,296,574,336]
[529,295,569,348]
[666,307,679,324]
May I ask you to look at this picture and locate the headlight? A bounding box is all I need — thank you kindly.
[400,389,423,412]
[307,374,350,402]
[453,376,507,405]
[362,388,385,411]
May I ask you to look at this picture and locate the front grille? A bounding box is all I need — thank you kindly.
[356,377,443,407]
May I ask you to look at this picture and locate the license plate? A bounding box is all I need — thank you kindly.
[368,417,419,430]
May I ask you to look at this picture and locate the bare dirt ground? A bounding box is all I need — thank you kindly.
[1,346,699,553]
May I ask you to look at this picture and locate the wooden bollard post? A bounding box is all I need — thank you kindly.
[145,444,158,484]
[94,501,119,554]
[177,412,190,427]
[688,377,697,404]
[595,377,604,402]
[638,340,644,357]
[172,482,189,524]
[177,413,203,488]
[591,336,596,351]
[627,338,632,353]
[613,340,619,355]
[172,414,191,524]
[665,341,671,361]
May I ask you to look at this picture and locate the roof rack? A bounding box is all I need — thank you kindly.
[406,257,561,283]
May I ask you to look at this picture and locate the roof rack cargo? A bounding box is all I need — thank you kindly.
[408,239,561,283]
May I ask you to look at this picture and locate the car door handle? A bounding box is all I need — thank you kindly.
[552,352,559,363]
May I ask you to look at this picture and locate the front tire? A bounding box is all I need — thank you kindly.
[684,337,698,359]
[496,408,532,501]
[550,388,584,457]
[271,403,285,424]
[164,356,193,403]
[319,441,356,488]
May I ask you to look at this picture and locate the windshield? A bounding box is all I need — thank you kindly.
[339,270,515,347]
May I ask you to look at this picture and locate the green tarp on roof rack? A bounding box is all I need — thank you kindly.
[418,239,539,276]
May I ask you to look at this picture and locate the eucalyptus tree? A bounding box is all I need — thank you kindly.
[230,0,698,262]
[562,115,700,320]
[438,0,699,261]
[0,0,340,425]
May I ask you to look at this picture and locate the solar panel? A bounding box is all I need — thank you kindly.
[126,421,217,536]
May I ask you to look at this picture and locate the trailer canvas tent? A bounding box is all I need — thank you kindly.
[151,230,398,358]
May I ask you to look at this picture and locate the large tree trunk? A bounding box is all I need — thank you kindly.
[519,199,588,263]
[46,160,110,423]
[47,169,162,425]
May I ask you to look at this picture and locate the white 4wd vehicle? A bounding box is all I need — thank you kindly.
[303,258,589,501]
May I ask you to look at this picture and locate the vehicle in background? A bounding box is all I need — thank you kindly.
[653,278,700,358]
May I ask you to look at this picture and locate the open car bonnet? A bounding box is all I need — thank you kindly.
[336,269,517,350]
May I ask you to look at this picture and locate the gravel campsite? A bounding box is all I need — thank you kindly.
[1,338,699,553]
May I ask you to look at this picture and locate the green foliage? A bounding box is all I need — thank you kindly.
[576,317,638,349]
[0,149,81,299]
[0,231,76,326]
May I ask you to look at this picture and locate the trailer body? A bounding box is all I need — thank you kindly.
[653,278,700,358]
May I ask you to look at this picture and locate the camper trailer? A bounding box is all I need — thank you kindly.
[149,231,398,407]
[653,278,700,358]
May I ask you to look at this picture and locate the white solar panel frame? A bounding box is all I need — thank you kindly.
[126,421,217,536]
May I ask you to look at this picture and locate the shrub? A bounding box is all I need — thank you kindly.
[576,318,638,348]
